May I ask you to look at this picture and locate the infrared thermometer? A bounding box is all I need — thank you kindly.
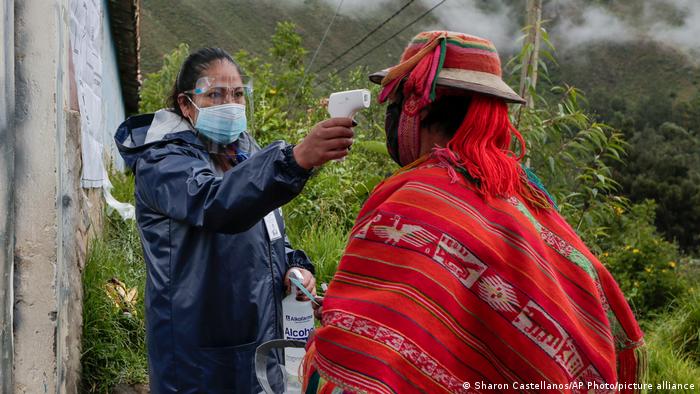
[328,89,371,118]
[327,89,370,161]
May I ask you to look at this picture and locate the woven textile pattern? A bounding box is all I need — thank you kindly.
[305,158,644,394]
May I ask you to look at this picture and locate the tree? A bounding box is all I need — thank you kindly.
[139,43,190,113]
[519,0,543,108]
[619,122,700,252]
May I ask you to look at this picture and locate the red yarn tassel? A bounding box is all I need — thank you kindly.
[301,339,318,390]
[379,75,405,103]
[617,345,647,393]
[433,148,461,184]
[445,95,525,197]
[379,35,445,106]
[422,43,443,105]
[404,44,443,109]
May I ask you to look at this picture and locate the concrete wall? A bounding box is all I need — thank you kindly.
[0,1,16,392]
[13,0,63,390]
[11,0,103,392]
[56,110,104,394]
[0,0,123,390]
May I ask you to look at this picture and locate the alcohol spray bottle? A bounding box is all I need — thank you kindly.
[282,268,314,393]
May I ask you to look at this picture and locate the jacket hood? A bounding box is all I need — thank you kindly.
[115,109,263,172]
[115,109,202,171]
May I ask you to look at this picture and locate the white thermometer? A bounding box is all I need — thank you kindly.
[328,89,371,118]
[327,89,370,161]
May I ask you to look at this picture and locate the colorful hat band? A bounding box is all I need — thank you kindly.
[375,31,525,165]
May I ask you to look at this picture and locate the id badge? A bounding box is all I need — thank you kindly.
[263,211,282,241]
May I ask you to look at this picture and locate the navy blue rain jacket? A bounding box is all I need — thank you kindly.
[115,110,314,393]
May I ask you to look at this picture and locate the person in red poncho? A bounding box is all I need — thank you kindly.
[301,31,645,394]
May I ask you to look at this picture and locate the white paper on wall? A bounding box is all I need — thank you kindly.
[71,0,104,188]
[70,0,134,218]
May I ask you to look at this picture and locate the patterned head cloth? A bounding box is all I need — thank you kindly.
[370,31,525,165]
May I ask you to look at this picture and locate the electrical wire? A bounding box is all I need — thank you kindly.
[293,0,344,101]
[317,0,416,73]
[320,0,447,83]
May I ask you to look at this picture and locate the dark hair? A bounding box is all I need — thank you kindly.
[168,48,243,172]
[167,47,243,117]
[421,95,471,137]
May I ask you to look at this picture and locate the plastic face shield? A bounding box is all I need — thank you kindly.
[188,75,253,105]
[187,75,255,139]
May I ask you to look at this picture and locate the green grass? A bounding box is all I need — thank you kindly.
[647,292,700,364]
[286,220,348,289]
[81,172,148,392]
[639,291,700,392]
[645,340,700,392]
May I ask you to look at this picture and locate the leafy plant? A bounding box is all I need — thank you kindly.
[139,42,190,113]
[233,22,396,234]
[598,201,686,317]
[618,122,700,252]
[81,172,147,392]
[509,25,628,251]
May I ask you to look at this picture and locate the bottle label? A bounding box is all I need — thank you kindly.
[285,314,313,323]
[284,326,313,341]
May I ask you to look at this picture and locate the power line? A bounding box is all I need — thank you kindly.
[305,0,344,75]
[321,0,447,82]
[293,0,344,100]
[317,0,416,74]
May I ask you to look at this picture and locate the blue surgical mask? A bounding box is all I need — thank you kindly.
[188,97,247,145]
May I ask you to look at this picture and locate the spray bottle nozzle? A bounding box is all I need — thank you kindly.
[288,268,320,306]
[290,268,304,282]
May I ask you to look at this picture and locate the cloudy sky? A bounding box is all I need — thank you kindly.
[298,0,699,59]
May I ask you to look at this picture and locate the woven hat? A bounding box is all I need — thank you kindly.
[369,31,525,104]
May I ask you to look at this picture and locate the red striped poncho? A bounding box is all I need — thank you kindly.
[303,156,644,394]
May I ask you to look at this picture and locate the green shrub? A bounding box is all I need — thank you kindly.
[598,201,686,317]
[81,184,148,391]
[517,83,629,253]
[286,220,348,289]
[139,43,190,113]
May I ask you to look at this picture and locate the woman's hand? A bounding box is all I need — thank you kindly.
[293,118,355,169]
[284,268,317,301]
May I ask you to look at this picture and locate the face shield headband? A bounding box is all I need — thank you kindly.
[182,75,257,151]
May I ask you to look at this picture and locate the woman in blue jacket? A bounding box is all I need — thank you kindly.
[115,47,354,393]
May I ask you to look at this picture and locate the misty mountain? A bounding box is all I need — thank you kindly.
[140,0,699,109]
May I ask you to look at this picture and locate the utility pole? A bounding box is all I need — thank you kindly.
[519,0,542,108]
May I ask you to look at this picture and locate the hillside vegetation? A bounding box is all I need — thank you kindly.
[140,0,700,251]
[140,0,434,75]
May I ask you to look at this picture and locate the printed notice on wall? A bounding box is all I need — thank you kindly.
[70,0,106,188]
